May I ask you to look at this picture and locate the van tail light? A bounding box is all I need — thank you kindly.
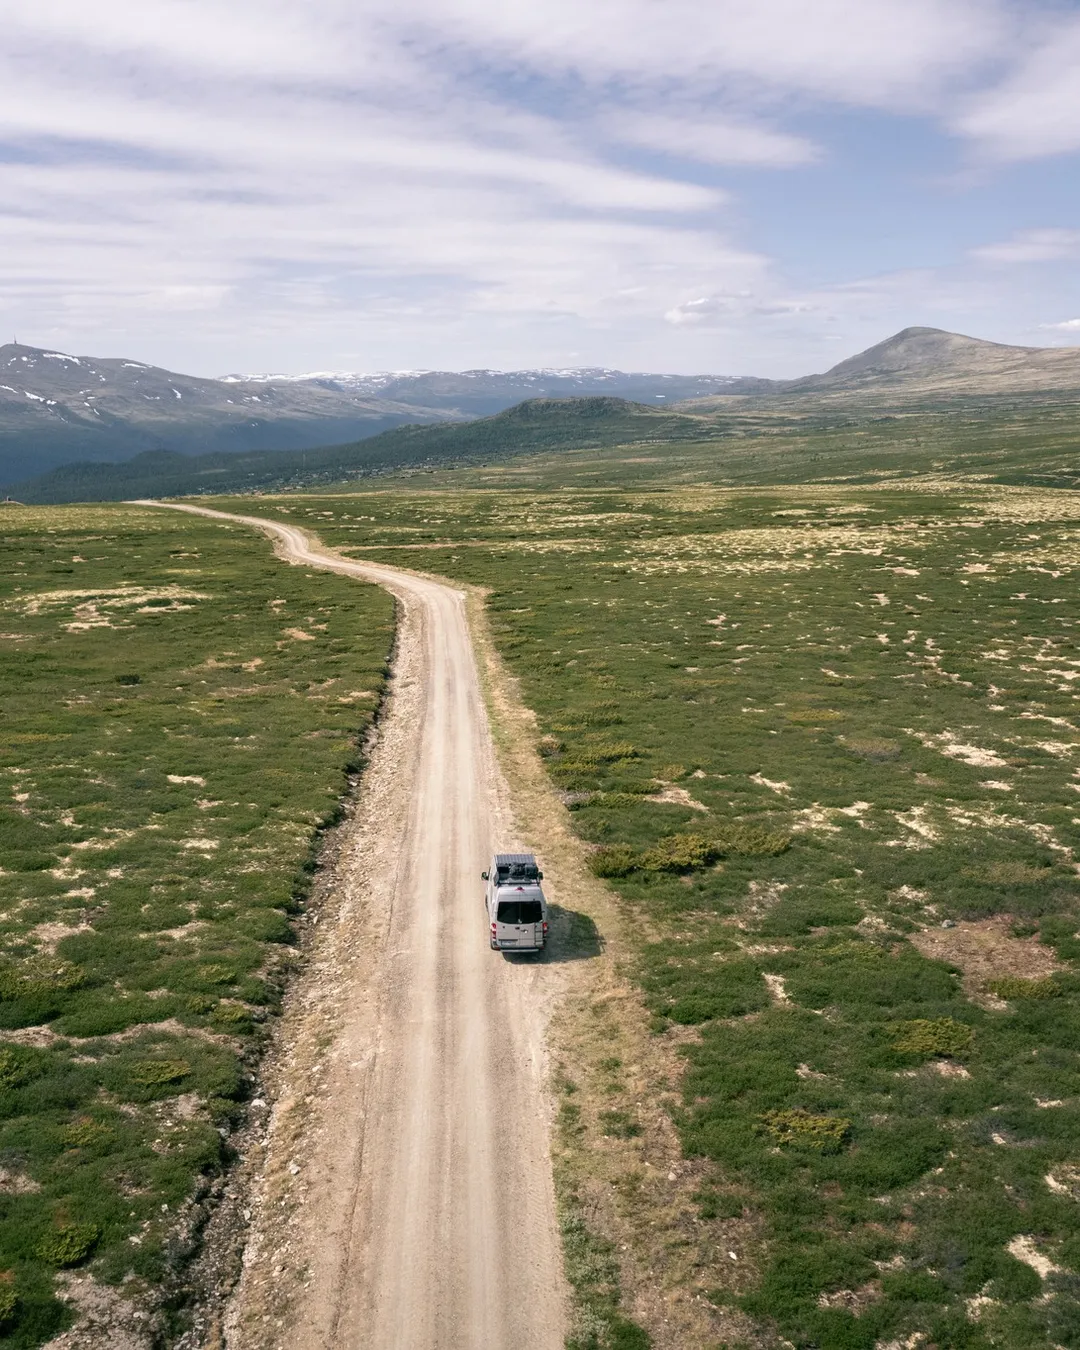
[542,922,549,933]
[491,922,497,935]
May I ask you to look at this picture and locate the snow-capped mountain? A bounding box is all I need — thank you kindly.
[0,345,454,485]
[229,366,747,416]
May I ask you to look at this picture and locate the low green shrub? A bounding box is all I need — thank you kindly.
[639,833,716,872]
[986,976,1061,1000]
[891,1018,974,1058]
[591,828,792,878]
[559,1204,651,1350]
[713,824,792,857]
[1047,1275,1080,1349]
[60,1117,114,1150]
[591,846,639,878]
[0,504,396,1339]
[129,1058,191,1086]
[0,1048,25,1090]
[758,1109,851,1153]
[964,861,1053,886]
[556,741,641,775]
[34,1221,99,1268]
[593,791,652,808]
[0,957,85,1000]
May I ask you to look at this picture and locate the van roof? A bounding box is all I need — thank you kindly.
[494,852,538,867]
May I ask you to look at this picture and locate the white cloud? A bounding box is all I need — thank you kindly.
[971,229,1080,264]
[665,296,742,326]
[952,16,1080,159]
[1041,318,1080,331]
[405,0,1008,109]
[664,293,823,326]
[604,112,819,167]
[0,0,1073,373]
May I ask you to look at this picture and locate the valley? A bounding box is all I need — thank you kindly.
[2,334,1080,1349]
[8,327,1080,505]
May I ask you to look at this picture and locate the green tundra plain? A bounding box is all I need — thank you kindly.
[220,442,1080,1349]
[0,506,392,1344]
[3,403,1080,1350]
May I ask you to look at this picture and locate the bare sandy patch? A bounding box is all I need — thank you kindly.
[645,784,709,812]
[1045,1165,1080,1199]
[762,973,791,1006]
[888,806,940,847]
[1007,1234,1062,1279]
[818,1282,882,1314]
[791,805,842,833]
[909,916,1060,999]
[0,1026,64,1049]
[43,1271,155,1350]
[31,920,91,951]
[930,1060,971,1080]
[906,729,1007,769]
[0,1167,42,1194]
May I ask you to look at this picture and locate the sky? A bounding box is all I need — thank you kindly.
[3,0,1080,377]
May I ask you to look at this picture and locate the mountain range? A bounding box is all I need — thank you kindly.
[6,326,1080,499]
[238,366,755,413]
[0,349,744,486]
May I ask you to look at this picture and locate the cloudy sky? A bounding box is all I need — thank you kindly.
[4,0,1080,376]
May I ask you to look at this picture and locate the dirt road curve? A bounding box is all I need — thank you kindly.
[142,503,566,1350]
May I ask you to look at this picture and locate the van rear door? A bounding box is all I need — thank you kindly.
[495,895,543,949]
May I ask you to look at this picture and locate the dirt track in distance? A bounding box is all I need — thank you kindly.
[143,502,567,1350]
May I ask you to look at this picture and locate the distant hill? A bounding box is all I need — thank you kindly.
[12,397,717,504]
[680,327,1080,410]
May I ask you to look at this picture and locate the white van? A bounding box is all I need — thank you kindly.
[482,852,548,952]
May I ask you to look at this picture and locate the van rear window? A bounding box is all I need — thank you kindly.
[496,900,542,925]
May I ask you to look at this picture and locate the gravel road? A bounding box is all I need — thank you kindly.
[143,503,566,1350]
